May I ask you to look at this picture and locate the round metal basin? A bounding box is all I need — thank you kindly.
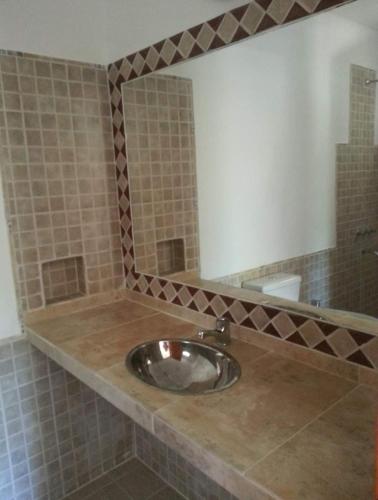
[126,339,241,395]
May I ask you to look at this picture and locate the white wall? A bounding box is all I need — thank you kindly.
[0,172,20,339]
[161,13,378,279]
[0,0,246,64]
[0,0,108,64]
[102,0,247,63]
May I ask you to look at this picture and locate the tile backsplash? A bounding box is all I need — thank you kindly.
[123,74,199,277]
[0,52,124,312]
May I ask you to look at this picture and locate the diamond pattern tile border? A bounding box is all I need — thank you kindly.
[105,0,378,372]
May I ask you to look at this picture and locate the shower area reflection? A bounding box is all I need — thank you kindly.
[333,64,378,317]
[212,63,378,320]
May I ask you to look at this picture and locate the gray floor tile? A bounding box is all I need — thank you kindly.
[87,482,131,499]
[149,486,185,500]
[108,458,145,481]
[63,459,181,500]
[65,474,114,500]
[115,467,167,499]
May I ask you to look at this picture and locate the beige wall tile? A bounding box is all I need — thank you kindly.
[0,52,123,310]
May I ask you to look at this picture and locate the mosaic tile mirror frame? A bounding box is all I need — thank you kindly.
[107,0,378,372]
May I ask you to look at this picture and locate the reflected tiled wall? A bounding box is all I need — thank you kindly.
[123,75,199,276]
[334,65,378,315]
[215,248,334,306]
[0,337,133,500]
[217,64,378,316]
[0,51,124,311]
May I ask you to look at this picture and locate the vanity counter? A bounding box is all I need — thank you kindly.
[25,297,377,500]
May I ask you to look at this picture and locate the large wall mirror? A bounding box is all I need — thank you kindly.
[123,0,378,331]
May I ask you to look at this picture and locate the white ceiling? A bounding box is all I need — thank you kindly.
[333,0,378,32]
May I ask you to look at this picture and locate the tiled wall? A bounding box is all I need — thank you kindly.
[0,51,124,311]
[157,239,185,276]
[0,337,133,500]
[41,257,86,305]
[215,248,334,306]
[135,424,236,500]
[333,64,378,316]
[123,75,199,276]
[0,335,238,500]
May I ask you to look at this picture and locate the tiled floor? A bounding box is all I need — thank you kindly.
[64,458,185,500]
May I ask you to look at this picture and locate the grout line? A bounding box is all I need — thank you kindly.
[34,309,161,346]
[151,410,281,500]
[244,383,361,474]
[24,291,130,323]
[123,292,213,328]
[261,341,360,383]
[63,457,135,499]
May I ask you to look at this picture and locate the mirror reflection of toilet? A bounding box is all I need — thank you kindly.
[242,273,302,301]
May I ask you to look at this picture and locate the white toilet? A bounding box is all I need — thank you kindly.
[242,272,302,301]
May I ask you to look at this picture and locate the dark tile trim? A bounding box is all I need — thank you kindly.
[106,0,378,372]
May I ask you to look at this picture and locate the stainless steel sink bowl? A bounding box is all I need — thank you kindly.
[126,339,241,395]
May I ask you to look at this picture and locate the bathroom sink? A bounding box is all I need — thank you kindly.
[126,339,241,395]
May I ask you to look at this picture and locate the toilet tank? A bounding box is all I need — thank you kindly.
[242,272,302,301]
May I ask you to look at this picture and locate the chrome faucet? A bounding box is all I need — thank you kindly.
[198,317,231,346]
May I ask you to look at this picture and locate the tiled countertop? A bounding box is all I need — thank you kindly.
[25,298,377,500]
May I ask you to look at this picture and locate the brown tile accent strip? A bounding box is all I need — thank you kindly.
[105,0,377,373]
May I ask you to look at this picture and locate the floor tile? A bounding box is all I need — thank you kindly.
[87,482,131,500]
[108,458,145,480]
[64,474,114,500]
[149,486,185,499]
[63,458,180,500]
[115,465,167,499]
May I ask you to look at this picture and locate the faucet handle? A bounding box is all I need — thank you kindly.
[216,317,231,345]
[216,317,229,332]
[197,317,231,346]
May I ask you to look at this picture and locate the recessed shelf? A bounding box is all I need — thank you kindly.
[42,256,86,305]
[157,239,185,276]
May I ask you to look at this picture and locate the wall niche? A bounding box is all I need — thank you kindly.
[157,239,185,276]
[42,256,86,305]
